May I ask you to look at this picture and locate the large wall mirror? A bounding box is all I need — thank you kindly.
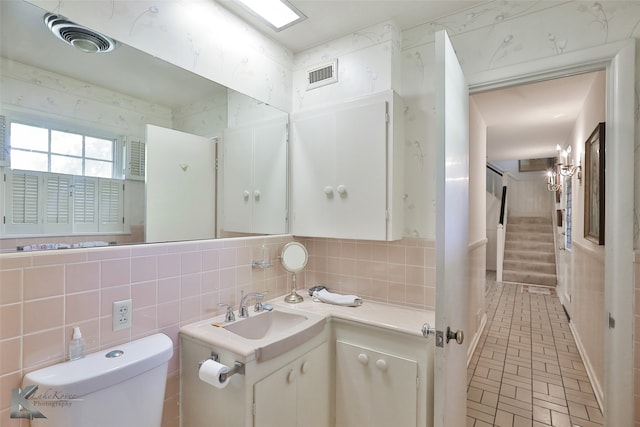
[0,0,288,249]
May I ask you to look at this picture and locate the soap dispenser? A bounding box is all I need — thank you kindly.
[69,326,86,361]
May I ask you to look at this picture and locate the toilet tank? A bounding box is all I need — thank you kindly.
[21,333,173,427]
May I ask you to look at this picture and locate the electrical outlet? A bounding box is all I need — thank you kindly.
[112,299,132,331]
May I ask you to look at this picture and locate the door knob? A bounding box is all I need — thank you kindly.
[253,190,261,200]
[242,190,250,199]
[336,185,347,196]
[422,322,435,338]
[446,327,464,344]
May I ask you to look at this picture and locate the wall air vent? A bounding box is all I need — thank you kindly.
[307,60,338,90]
[44,13,118,53]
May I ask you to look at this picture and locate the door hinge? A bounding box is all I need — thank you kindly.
[252,401,256,416]
[608,312,615,329]
[385,113,390,123]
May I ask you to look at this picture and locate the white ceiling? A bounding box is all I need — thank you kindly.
[218,0,488,53]
[1,0,601,163]
[472,71,603,162]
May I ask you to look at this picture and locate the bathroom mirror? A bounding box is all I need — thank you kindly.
[281,242,308,303]
[0,0,288,248]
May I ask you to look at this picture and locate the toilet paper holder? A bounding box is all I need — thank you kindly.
[198,352,245,382]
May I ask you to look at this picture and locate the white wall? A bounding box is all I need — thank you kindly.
[554,70,606,403]
[468,97,487,353]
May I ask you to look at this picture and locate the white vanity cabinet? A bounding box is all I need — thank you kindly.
[222,116,288,235]
[336,341,418,427]
[253,342,330,427]
[333,319,433,427]
[290,90,404,240]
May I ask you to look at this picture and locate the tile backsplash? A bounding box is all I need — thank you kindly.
[0,234,435,426]
[0,235,292,427]
[299,236,436,310]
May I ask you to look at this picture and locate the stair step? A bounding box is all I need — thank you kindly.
[508,223,553,233]
[505,240,554,251]
[506,231,554,243]
[503,270,557,287]
[503,260,556,275]
[508,216,551,225]
[504,250,555,263]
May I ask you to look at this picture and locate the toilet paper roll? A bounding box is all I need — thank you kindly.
[199,359,231,389]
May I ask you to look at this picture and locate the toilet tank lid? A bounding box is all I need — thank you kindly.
[22,333,173,396]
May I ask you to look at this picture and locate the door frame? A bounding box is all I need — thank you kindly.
[465,39,636,426]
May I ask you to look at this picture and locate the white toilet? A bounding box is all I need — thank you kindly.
[21,333,173,427]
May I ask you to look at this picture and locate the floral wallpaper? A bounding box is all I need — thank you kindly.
[27,0,294,112]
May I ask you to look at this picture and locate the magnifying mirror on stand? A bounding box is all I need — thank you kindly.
[280,242,308,303]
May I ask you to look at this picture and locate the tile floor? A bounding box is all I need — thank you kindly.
[467,276,604,427]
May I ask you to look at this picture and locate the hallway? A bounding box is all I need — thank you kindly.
[466,275,604,427]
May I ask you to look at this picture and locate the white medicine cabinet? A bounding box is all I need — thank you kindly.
[290,90,404,241]
[222,116,288,235]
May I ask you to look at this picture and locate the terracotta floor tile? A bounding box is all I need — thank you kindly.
[466,277,603,426]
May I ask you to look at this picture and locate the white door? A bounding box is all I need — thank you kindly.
[434,30,469,427]
[145,125,216,242]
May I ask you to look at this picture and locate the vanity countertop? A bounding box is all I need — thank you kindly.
[270,294,435,339]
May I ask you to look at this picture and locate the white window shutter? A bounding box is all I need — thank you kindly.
[99,178,124,232]
[0,115,9,166]
[4,170,41,234]
[45,174,71,224]
[72,176,98,232]
[125,137,145,181]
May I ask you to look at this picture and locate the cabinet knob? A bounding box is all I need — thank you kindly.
[336,185,347,196]
[253,190,261,200]
[324,186,334,197]
[300,361,309,374]
[357,353,368,365]
[242,190,250,199]
[287,369,296,383]
[375,359,388,372]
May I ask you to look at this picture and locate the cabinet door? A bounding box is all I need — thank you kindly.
[254,343,329,427]
[222,126,253,233]
[290,109,337,237]
[335,341,418,427]
[254,361,298,427]
[291,97,388,240]
[252,118,288,234]
[334,100,387,240]
[296,342,330,427]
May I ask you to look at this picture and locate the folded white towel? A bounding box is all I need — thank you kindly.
[312,289,363,307]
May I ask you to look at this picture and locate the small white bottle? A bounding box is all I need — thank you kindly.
[69,326,86,361]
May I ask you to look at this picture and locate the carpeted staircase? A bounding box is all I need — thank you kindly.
[502,216,557,287]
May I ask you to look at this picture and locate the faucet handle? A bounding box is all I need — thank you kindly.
[254,292,268,312]
[218,303,235,323]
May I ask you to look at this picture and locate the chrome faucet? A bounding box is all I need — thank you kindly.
[238,291,267,318]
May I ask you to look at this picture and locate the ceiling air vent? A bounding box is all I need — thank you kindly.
[307,60,338,90]
[44,13,117,53]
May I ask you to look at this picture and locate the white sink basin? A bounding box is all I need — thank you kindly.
[179,304,326,363]
[224,310,307,340]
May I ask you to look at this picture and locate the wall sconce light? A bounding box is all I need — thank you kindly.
[556,144,582,181]
[546,170,560,192]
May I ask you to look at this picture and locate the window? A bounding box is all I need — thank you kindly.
[9,122,116,178]
[1,119,126,237]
